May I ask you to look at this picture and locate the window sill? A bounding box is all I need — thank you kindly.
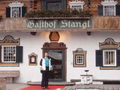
[0,63,19,67]
[103,65,116,67]
[100,66,120,70]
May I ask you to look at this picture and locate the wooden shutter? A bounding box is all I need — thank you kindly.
[0,46,1,63]
[6,7,10,17]
[96,50,103,67]
[98,5,103,16]
[117,50,120,66]
[16,46,23,63]
[22,6,27,17]
[116,5,120,16]
[42,0,46,10]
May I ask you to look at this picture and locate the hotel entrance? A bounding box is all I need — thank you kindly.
[42,42,67,81]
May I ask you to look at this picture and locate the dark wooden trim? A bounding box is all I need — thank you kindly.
[73,50,87,67]
[99,38,120,49]
[100,66,120,70]
[28,52,38,66]
[0,63,19,67]
[63,49,67,81]
[0,35,20,45]
[27,17,91,20]
[42,42,67,81]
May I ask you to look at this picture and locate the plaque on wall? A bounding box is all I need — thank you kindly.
[28,52,38,66]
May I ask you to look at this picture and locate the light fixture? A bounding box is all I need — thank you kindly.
[30,32,37,36]
[49,31,60,42]
[87,31,91,36]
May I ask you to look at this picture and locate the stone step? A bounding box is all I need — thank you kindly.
[92,81,103,85]
[76,89,100,90]
[63,84,120,90]
[75,81,103,85]
[27,81,75,86]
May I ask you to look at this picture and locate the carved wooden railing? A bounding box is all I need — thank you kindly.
[93,16,120,31]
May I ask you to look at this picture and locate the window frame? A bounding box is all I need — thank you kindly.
[103,5,116,16]
[103,50,117,67]
[42,0,66,10]
[73,49,86,67]
[75,54,84,65]
[1,45,16,64]
[101,0,117,16]
[28,52,38,66]
[11,7,22,18]
[0,35,22,67]
[71,5,82,11]
[69,0,84,11]
[8,1,24,18]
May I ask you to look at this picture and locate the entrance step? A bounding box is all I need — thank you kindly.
[94,80,120,84]
[71,79,103,85]
[71,79,81,83]
[27,81,75,86]
[92,81,103,85]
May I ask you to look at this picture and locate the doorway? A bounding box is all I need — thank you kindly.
[42,42,67,81]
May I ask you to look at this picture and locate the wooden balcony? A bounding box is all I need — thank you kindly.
[0,17,120,32]
[93,16,120,31]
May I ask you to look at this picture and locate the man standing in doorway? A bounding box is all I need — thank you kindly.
[40,52,52,89]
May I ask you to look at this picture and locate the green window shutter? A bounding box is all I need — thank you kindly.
[22,6,27,17]
[96,50,103,67]
[6,7,10,17]
[98,5,103,16]
[117,50,120,66]
[16,46,23,63]
[116,5,120,16]
[0,46,1,63]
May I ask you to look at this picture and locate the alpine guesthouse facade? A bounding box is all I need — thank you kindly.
[0,0,120,84]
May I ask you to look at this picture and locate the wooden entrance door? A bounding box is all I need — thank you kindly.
[42,42,67,81]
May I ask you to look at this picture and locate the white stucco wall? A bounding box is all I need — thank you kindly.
[0,31,120,83]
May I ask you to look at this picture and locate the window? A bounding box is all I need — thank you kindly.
[42,0,66,10]
[103,50,116,66]
[9,2,23,18]
[11,7,22,18]
[72,5,82,11]
[73,48,86,67]
[98,0,120,16]
[69,0,84,11]
[75,54,84,64]
[47,2,62,11]
[2,46,16,63]
[0,35,23,66]
[6,1,27,18]
[96,38,120,70]
[104,6,115,16]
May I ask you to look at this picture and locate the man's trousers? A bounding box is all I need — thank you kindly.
[41,67,49,88]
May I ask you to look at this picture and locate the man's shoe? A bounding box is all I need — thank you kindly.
[41,86,45,89]
[45,87,48,88]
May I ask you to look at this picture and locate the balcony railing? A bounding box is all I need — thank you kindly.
[93,16,120,31]
[0,16,120,32]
